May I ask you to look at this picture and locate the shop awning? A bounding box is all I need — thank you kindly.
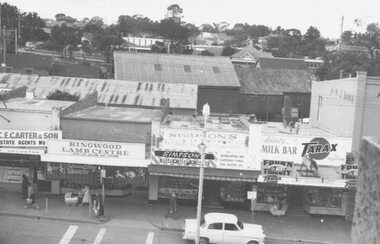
[257,174,348,188]
[41,154,149,168]
[0,152,42,167]
[148,164,259,182]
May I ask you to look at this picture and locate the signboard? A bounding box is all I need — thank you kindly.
[253,134,352,167]
[0,148,45,155]
[154,150,215,160]
[340,164,358,179]
[261,160,294,176]
[257,174,347,188]
[0,130,62,147]
[157,128,251,170]
[247,191,257,200]
[47,139,145,160]
[159,128,249,153]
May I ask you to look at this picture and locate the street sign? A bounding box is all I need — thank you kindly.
[247,191,257,200]
[154,150,215,160]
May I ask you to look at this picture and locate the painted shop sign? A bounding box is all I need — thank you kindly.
[47,139,145,160]
[340,164,358,179]
[257,135,352,167]
[261,160,294,176]
[0,130,62,147]
[154,150,215,160]
[159,128,249,153]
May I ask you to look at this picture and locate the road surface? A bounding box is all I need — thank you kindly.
[0,215,324,244]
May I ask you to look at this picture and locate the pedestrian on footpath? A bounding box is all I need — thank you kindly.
[93,194,104,221]
[169,192,177,214]
[21,175,29,199]
[80,185,90,206]
[23,183,39,210]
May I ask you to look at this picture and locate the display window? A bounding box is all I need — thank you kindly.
[45,163,147,190]
[220,182,246,202]
[158,176,198,199]
[304,187,342,208]
[256,183,288,204]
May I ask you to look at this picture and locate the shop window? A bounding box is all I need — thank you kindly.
[158,177,198,199]
[304,187,342,208]
[256,184,288,204]
[208,223,223,230]
[220,182,246,202]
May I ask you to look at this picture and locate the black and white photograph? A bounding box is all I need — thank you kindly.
[0,0,379,243]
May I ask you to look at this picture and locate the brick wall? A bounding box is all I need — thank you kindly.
[352,137,380,244]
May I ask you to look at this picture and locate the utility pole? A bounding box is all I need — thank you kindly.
[15,28,17,54]
[2,27,6,66]
[195,103,210,244]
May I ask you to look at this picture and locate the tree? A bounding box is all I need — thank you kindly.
[166,4,183,23]
[156,18,191,53]
[117,14,154,36]
[20,12,48,42]
[47,90,79,101]
[89,16,104,26]
[55,13,66,22]
[49,24,81,58]
[221,45,238,56]
[200,50,214,56]
[304,26,321,42]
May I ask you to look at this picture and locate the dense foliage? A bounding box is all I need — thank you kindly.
[1,2,380,79]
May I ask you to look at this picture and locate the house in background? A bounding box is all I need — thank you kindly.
[122,36,169,53]
[230,46,273,65]
[195,32,231,46]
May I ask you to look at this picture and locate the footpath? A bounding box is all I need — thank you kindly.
[0,190,352,244]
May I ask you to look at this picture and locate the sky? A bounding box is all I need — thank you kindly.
[4,0,380,38]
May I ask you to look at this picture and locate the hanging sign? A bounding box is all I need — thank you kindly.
[154,150,215,160]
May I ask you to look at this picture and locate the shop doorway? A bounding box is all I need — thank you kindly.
[288,186,305,213]
[203,180,221,206]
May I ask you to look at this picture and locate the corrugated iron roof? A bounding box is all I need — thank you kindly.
[113,51,241,87]
[235,67,314,95]
[0,73,197,109]
[231,47,273,59]
[257,57,307,69]
[63,105,161,122]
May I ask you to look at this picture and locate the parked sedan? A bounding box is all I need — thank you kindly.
[183,212,265,244]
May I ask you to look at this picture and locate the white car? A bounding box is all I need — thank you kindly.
[183,212,265,244]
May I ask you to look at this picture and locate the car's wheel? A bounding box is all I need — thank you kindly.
[199,237,209,244]
[247,241,259,244]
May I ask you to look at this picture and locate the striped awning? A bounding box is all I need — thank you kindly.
[148,164,259,182]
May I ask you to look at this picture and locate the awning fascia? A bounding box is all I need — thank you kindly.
[41,154,149,167]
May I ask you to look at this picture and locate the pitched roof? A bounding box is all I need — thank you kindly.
[235,67,314,95]
[231,47,273,59]
[257,57,307,69]
[0,73,197,109]
[113,51,240,87]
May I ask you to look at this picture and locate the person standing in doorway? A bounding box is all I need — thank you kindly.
[21,175,29,199]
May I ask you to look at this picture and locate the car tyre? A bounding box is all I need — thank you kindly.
[199,237,209,244]
[247,241,259,244]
